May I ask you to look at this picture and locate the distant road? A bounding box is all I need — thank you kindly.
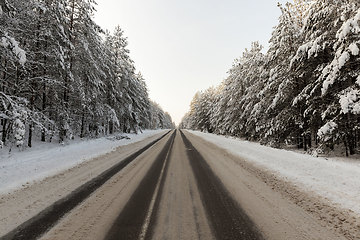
[1,130,347,240]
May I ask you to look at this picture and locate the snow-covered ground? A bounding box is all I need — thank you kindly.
[188,130,360,215]
[0,129,167,194]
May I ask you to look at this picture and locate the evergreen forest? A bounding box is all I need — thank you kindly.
[181,0,360,156]
[0,0,174,149]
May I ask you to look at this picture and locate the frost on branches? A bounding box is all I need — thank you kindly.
[0,0,174,150]
[339,89,360,114]
[181,0,360,156]
[13,112,27,147]
[0,33,26,65]
[318,121,337,142]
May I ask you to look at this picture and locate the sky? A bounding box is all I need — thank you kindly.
[94,0,289,125]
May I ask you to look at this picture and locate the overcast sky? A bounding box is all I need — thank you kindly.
[94,0,289,125]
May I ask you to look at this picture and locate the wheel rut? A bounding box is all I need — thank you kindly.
[105,130,176,240]
[0,131,170,240]
[180,130,264,240]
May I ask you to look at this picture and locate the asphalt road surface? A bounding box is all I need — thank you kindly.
[0,130,348,240]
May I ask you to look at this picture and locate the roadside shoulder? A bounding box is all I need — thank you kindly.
[184,130,360,240]
[0,130,167,236]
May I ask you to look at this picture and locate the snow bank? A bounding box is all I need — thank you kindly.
[0,130,167,194]
[188,130,360,215]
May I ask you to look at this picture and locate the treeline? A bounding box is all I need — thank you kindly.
[0,0,174,148]
[181,0,360,156]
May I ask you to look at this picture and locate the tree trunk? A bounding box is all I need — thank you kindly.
[41,129,46,142]
[2,119,7,144]
[356,128,359,150]
[308,133,312,148]
[297,135,303,149]
[109,120,113,134]
[60,0,76,142]
[41,83,46,142]
[1,58,7,92]
[302,118,309,151]
[346,113,356,155]
[59,126,66,143]
[28,124,33,148]
[28,94,35,148]
[348,132,356,155]
[329,139,334,151]
[344,139,349,157]
[41,33,48,142]
[80,112,85,138]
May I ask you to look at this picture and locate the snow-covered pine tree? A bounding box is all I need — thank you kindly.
[181,0,359,156]
[317,1,360,155]
[0,0,28,148]
[1,0,174,149]
[256,1,306,148]
[149,101,174,129]
[209,83,225,134]
[106,26,137,133]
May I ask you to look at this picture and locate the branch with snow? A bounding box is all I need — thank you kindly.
[1,32,26,65]
[339,88,360,115]
[337,8,360,41]
[317,121,337,141]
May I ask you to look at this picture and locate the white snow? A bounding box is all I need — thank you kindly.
[0,129,167,194]
[58,24,65,37]
[338,51,350,69]
[339,88,360,114]
[188,130,360,215]
[321,66,337,95]
[337,8,360,41]
[354,102,360,114]
[290,36,323,67]
[1,33,27,65]
[349,42,359,56]
[317,121,337,139]
[356,76,360,86]
[13,119,26,147]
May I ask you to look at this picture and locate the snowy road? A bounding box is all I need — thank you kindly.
[0,130,353,239]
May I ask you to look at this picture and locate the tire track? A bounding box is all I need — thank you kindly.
[180,130,263,240]
[0,131,171,240]
[105,130,175,240]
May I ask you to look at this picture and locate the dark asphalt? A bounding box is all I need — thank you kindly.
[0,131,170,240]
[107,130,263,240]
[180,130,263,240]
[105,131,175,240]
[2,129,264,240]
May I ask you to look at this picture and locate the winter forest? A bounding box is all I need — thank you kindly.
[0,0,174,149]
[181,0,360,156]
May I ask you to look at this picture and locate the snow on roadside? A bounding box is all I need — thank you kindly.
[188,130,360,215]
[0,130,167,194]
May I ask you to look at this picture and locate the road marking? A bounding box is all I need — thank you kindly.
[138,132,174,240]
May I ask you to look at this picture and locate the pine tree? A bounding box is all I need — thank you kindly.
[1,0,174,150]
[181,0,359,156]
